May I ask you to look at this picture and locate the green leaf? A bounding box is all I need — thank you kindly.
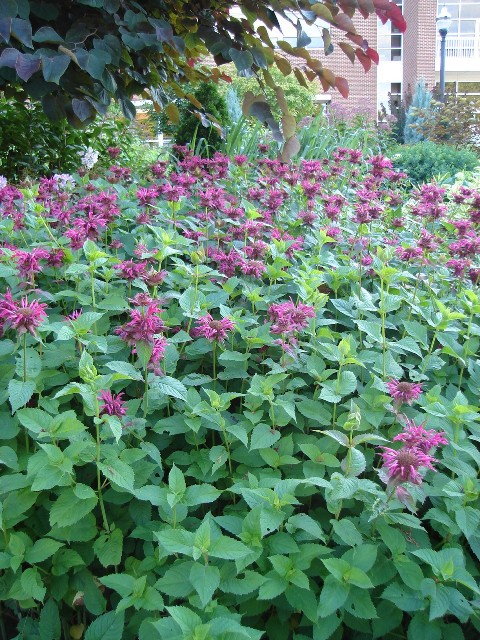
[49,488,98,527]
[209,536,251,560]
[39,599,61,640]
[336,370,357,396]
[166,606,202,634]
[394,555,424,590]
[318,574,350,618]
[229,48,254,72]
[98,458,135,493]
[16,348,42,379]
[250,423,281,450]
[258,575,288,600]
[9,379,35,414]
[331,519,362,547]
[41,52,70,83]
[105,361,143,381]
[25,539,64,564]
[21,567,46,601]
[0,446,18,470]
[184,484,221,506]
[84,611,125,640]
[150,376,187,401]
[155,562,195,598]
[189,563,220,607]
[407,613,441,640]
[93,528,123,567]
[99,574,135,598]
[168,464,186,496]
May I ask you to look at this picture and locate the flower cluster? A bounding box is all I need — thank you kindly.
[194,314,235,343]
[0,290,47,336]
[379,417,447,490]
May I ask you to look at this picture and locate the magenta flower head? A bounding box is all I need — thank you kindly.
[393,417,448,453]
[386,379,422,406]
[114,306,164,346]
[379,446,437,486]
[194,313,235,343]
[99,390,127,417]
[0,290,47,336]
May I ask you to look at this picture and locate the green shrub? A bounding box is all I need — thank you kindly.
[393,141,479,184]
[174,83,229,154]
[0,97,141,182]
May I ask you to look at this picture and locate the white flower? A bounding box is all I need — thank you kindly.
[78,147,99,169]
[53,173,75,190]
[0,176,7,189]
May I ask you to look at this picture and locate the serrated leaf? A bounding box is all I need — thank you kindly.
[318,574,350,618]
[49,489,98,527]
[250,423,281,450]
[150,376,187,401]
[25,539,64,564]
[93,528,123,567]
[84,611,124,640]
[39,599,61,640]
[209,536,251,560]
[189,563,220,607]
[21,567,46,601]
[9,379,35,414]
[105,361,143,381]
[98,458,134,493]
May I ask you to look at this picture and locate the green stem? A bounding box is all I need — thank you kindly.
[23,333,27,383]
[380,279,387,380]
[213,341,217,391]
[421,329,438,375]
[95,399,110,533]
[458,309,474,390]
[143,366,148,418]
[220,420,233,476]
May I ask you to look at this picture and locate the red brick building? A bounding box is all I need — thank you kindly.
[280,0,480,114]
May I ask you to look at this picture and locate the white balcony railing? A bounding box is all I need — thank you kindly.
[437,35,480,59]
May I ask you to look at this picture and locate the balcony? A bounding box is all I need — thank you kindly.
[436,35,480,72]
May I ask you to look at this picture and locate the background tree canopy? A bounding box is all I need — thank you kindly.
[0,0,405,157]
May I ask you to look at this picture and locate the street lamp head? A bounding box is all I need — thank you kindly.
[436,6,452,34]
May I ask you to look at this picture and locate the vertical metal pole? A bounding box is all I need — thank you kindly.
[439,29,447,102]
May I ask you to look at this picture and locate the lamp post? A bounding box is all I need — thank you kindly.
[437,6,452,103]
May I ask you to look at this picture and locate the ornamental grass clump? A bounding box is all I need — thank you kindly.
[0,145,480,640]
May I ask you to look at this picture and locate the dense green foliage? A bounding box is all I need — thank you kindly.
[0,144,480,639]
[0,97,142,182]
[219,65,320,121]
[174,84,230,154]
[393,141,479,185]
[0,0,405,162]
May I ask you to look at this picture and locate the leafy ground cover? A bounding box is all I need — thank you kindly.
[0,147,479,640]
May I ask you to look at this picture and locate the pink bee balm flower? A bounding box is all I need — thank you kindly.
[99,390,127,417]
[0,291,47,336]
[393,417,448,453]
[268,300,315,335]
[379,446,437,485]
[194,314,235,343]
[148,336,168,375]
[115,307,164,346]
[386,379,422,405]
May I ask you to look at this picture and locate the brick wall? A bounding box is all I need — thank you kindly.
[402,0,437,100]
